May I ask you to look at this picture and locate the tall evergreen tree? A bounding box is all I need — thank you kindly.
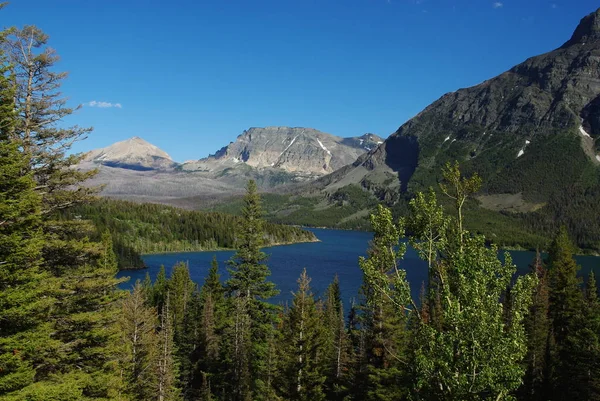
[0,37,48,396]
[120,281,160,400]
[2,25,97,213]
[323,276,351,401]
[157,296,179,401]
[547,226,584,400]
[195,256,227,395]
[521,251,551,401]
[278,269,327,401]
[225,180,279,400]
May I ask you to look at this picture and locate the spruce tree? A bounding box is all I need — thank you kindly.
[225,180,279,400]
[278,269,327,401]
[0,45,47,396]
[547,226,584,399]
[120,281,160,400]
[2,25,97,213]
[521,251,551,401]
[323,276,351,401]
[195,256,226,395]
[157,295,180,401]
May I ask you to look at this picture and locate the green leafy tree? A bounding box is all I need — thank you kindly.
[439,161,482,247]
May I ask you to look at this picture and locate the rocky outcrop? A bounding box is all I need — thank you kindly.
[181,127,384,176]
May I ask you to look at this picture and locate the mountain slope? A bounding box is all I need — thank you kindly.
[319,7,600,207]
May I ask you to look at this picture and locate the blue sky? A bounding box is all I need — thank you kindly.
[2,0,598,161]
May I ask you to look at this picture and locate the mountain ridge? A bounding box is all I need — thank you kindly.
[318,6,600,206]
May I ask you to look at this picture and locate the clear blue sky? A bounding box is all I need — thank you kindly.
[2,0,598,161]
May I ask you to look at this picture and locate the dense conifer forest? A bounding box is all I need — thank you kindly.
[1,9,600,401]
[59,199,317,270]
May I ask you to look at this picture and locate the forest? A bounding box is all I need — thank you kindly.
[59,199,317,270]
[1,11,600,401]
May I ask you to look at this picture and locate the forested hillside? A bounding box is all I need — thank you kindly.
[59,199,318,269]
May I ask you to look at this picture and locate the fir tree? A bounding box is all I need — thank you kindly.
[2,25,97,213]
[225,180,279,400]
[157,295,179,401]
[0,41,48,396]
[547,226,584,399]
[120,281,160,400]
[323,276,351,401]
[521,251,551,401]
[278,269,327,401]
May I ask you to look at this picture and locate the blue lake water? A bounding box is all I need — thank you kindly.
[117,228,599,307]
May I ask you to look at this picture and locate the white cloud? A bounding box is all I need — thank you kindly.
[88,100,122,108]
[493,2,503,8]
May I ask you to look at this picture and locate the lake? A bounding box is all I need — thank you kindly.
[117,228,599,307]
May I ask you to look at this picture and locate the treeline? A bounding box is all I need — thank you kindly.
[115,164,600,401]
[59,198,317,270]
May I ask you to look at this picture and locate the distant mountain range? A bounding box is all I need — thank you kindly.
[79,127,385,199]
[80,7,600,252]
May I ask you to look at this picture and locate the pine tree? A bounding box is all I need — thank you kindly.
[195,256,226,394]
[167,262,198,394]
[521,251,551,401]
[581,272,600,400]
[323,276,351,401]
[157,296,179,401]
[547,226,584,399]
[225,180,279,400]
[120,281,160,400]
[0,40,48,396]
[2,25,97,213]
[278,269,327,401]
[556,272,600,401]
[0,20,127,399]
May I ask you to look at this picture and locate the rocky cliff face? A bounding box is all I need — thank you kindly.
[182,127,383,177]
[322,7,600,204]
[82,137,178,171]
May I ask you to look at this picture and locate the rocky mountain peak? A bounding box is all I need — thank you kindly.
[182,127,385,179]
[83,136,177,171]
[562,7,600,48]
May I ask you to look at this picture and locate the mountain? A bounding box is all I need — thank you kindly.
[78,128,384,202]
[318,7,600,210]
[82,136,178,171]
[181,127,384,180]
